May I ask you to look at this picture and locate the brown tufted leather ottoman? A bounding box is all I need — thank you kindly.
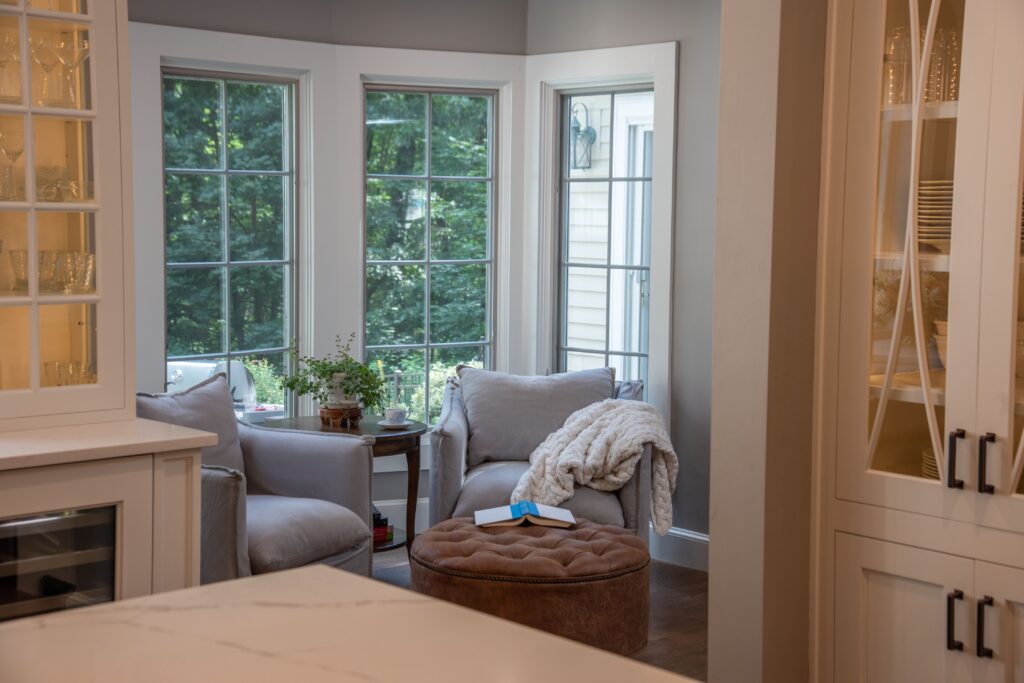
[409,517,650,655]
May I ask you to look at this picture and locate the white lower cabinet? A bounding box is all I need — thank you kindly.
[837,533,1024,682]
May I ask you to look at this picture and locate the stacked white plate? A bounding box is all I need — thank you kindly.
[922,448,940,480]
[918,180,953,253]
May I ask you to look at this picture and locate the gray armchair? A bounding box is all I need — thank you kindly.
[429,367,652,537]
[137,375,374,584]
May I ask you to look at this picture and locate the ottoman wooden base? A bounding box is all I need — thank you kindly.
[410,518,650,655]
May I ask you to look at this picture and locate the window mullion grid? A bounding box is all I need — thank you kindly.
[604,93,615,370]
[219,81,232,385]
[423,93,433,422]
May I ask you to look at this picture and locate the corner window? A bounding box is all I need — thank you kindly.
[363,88,495,423]
[558,89,653,387]
[161,72,297,416]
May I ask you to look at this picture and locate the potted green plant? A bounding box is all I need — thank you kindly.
[281,334,386,427]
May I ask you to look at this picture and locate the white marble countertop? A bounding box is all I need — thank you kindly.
[0,565,695,683]
[0,418,217,471]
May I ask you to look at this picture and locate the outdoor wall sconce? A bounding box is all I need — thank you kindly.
[569,102,596,170]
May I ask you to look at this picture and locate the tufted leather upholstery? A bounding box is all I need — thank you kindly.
[410,518,650,654]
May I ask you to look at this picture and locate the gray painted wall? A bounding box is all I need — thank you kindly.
[127,0,528,55]
[131,0,721,537]
[527,0,721,536]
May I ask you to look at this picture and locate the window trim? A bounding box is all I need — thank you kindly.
[159,68,300,413]
[361,84,498,423]
[524,43,678,423]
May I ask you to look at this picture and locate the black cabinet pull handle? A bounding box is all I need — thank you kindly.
[977,595,994,658]
[978,433,996,494]
[948,429,966,489]
[947,589,964,651]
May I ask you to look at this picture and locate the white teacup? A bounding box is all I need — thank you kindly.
[384,407,408,425]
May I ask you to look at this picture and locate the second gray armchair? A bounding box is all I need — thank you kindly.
[429,367,652,537]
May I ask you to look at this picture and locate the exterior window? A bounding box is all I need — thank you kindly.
[161,72,296,417]
[558,89,653,387]
[363,88,494,423]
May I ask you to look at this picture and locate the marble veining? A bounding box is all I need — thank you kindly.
[0,565,694,682]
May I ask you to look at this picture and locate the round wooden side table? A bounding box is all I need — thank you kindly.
[260,415,428,551]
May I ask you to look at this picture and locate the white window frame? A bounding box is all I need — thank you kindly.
[524,43,678,420]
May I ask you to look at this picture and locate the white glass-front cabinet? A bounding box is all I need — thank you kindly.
[0,0,130,430]
[821,0,1024,678]
[835,0,1024,530]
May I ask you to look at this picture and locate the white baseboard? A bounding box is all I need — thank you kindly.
[372,497,431,534]
[648,526,709,571]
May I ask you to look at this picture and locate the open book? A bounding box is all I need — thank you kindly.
[474,500,576,528]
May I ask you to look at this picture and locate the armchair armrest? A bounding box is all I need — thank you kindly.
[616,444,652,537]
[429,378,469,525]
[200,465,250,584]
[238,422,374,527]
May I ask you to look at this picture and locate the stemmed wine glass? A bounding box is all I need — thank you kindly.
[55,36,88,108]
[0,119,23,200]
[0,34,20,104]
[29,36,60,106]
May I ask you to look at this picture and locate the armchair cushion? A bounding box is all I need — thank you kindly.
[137,374,244,472]
[457,366,615,468]
[451,461,625,528]
[246,495,371,575]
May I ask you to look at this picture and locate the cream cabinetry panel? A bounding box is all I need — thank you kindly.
[836,533,974,683]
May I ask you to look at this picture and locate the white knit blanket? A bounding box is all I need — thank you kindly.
[510,399,679,535]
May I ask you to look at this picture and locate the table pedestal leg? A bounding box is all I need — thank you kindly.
[405,445,420,550]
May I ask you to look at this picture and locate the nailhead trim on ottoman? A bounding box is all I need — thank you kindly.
[409,517,650,655]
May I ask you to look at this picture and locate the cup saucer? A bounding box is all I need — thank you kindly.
[380,419,412,430]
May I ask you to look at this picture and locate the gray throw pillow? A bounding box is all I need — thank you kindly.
[457,366,615,468]
[136,374,245,472]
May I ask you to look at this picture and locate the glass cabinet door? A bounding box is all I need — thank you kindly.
[836,0,990,519]
[0,0,123,422]
[972,0,1024,532]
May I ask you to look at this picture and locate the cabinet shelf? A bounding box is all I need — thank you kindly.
[870,369,1024,415]
[881,101,959,122]
[875,252,951,272]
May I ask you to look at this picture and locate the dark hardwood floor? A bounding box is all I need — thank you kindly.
[373,550,708,681]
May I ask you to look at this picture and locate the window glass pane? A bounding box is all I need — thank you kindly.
[565,182,608,265]
[608,269,649,354]
[611,91,654,178]
[365,91,426,176]
[367,347,426,423]
[34,117,94,203]
[608,354,647,385]
[226,81,286,172]
[228,175,285,261]
[230,265,286,352]
[0,211,27,296]
[566,351,606,372]
[431,180,488,260]
[0,115,25,202]
[166,358,224,393]
[29,20,90,110]
[39,303,96,386]
[165,173,223,263]
[431,94,489,177]
[166,267,224,356]
[566,93,611,179]
[239,351,288,412]
[430,263,486,344]
[0,16,22,106]
[365,264,425,346]
[162,77,222,170]
[563,266,606,350]
[429,346,484,422]
[610,181,651,267]
[0,305,29,389]
[366,178,426,261]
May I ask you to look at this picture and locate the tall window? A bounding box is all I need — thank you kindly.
[559,89,653,387]
[363,88,494,423]
[161,72,296,415]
